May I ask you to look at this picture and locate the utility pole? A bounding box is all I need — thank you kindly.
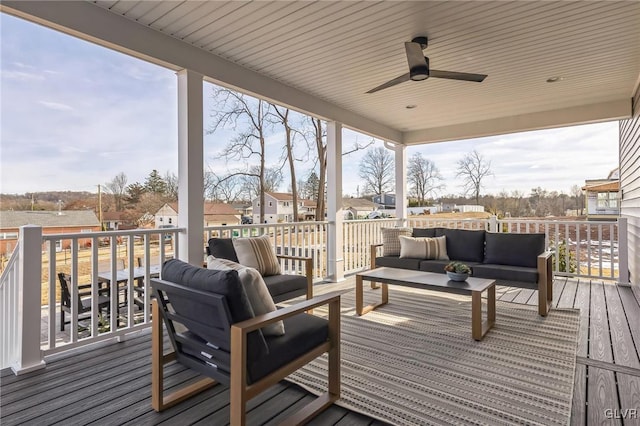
[97,184,103,230]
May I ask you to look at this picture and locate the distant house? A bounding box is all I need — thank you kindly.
[203,202,242,227]
[252,192,316,223]
[0,210,101,255]
[155,203,178,228]
[583,178,620,221]
[102,211,127,231]
[342,198,378,219]
[154,202,241,228]
[372,193,396,209]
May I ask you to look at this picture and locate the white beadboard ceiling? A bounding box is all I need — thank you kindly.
[3,1,640,144]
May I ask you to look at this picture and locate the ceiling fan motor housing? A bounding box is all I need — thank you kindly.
[410,56,429,81]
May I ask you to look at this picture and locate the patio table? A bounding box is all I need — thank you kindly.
[356,267,496,340]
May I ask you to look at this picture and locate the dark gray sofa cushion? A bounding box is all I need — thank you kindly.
[412,228,436,238]
[412,227,446,238]
[207,238,239,263]
[263,274,307,303]
[375,256,422,270]
[443,229,486,263]
[484,232,545,268]
[473,264,538,284]
[161,259,267,359]
[419,260,482,274]
[248,312,328,384]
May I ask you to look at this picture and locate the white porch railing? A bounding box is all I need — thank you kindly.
[2,216,628,373]
[204,222,329,281]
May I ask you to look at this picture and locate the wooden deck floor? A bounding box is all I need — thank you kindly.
[2,277,639,425]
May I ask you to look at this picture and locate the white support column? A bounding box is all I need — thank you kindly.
[618,217,630,286]
[390,142,407,226]
[15,225,45,374]
[327,121,344,282]
[177,69,204,265]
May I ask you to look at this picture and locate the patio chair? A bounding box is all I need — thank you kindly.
[150,259,340,425]
[57,273,110,331]
[206,236,313,303]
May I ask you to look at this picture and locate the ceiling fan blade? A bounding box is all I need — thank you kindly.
[430,69,487,82]
[366,73,411,94]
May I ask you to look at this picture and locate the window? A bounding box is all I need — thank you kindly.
[269,201,273,207]
[596,192,618,209]
[168,218,173,224]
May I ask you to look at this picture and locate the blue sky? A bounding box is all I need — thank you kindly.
[1,14,619,198]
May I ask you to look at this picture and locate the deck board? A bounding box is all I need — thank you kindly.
[2,277,639,426]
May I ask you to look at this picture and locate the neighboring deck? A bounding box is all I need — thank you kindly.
[2,277,639,425]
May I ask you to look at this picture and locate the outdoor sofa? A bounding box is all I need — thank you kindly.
[371,227,553,316]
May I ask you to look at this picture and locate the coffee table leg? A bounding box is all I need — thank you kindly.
[472,284,496,341]
[356,275,364,315]
[356,275,388,316]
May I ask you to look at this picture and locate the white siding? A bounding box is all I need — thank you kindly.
[620,85,640,300]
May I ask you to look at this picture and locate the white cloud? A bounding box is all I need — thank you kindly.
[38,100,74,111]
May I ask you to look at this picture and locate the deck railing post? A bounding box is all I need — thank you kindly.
[489,215,498,232]
[617,217,630,285]
[15,225,46,374]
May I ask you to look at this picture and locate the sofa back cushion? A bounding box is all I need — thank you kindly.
[207,238,239,263]
[443,229,486,263]
[484,233,545,268]
[381,227,412,256]
[412,227,446,238]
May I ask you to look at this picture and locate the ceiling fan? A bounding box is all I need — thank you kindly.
[366,36,487,94]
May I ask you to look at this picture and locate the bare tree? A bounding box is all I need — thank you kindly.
[241,166,283,202]
[209,173,243,203]
[456,150,493,205]
[164,171,178,201]
[358,146,394,195]
[271,106,300,221]
[407,153,444,206]
[105,172,128,211]
[208,87,272,222]
[570,184,584,215]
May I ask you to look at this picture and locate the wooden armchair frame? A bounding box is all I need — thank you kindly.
[151,280,340,425]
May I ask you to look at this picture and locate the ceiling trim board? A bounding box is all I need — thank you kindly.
[403,99,632,145]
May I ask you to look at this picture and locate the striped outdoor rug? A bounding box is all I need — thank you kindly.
[286,286,579,425]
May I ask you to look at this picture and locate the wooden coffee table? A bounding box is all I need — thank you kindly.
[356,267,496,341]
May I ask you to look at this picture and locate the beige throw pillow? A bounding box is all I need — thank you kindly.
[381,227,413,256]
[207,256,284,336]
[232,235,281,276]
[399,235,449,260]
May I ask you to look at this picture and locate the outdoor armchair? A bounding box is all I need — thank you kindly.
[150,259,340,425]
[206,237,313,303]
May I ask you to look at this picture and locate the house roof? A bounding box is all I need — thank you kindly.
[583,182,620,192]
[0,210,100,229]
[267,192,294,201]
[342,198,377,210]
[203,202,239,215]
[4,1,638,144]
[102,211,125,221]
[204,214,241,224]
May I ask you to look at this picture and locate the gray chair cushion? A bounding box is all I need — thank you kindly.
[161,259,268,359]
[263,274,307,302]
[375,256,422,270]
[419,260,482,274]
[443,229,486,263]
[484,233,545,268]
[248,313,328,384]
[207,238,239,263]
[473,264,539,284]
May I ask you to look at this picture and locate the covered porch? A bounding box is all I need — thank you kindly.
[1,1,639,424]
